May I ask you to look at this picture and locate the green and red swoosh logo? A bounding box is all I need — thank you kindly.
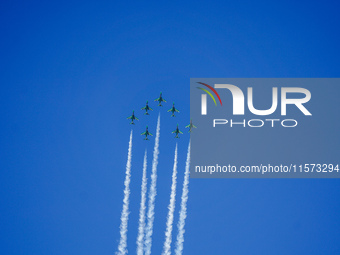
[196,82,223,106]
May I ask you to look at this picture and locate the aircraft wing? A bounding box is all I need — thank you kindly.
[141,106,146,110]
[162,98,167,102]
[185,124,190,128]
[171,130,176,133]
[179,130,183,134]
[149,132,153,136]
[193,124,197,128]
[127,116,133,119]
[175,109,180,112]
[135,116,139,120]
[141,131,146,135]
[149,107,153,111]
[154,98,160,102]
[167,108,172,112]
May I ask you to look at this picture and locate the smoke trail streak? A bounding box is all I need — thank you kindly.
[162,144,178,255]
[175,141,191,255]
[136,150,148,255]
[144,114,161,255]
[117,131,133,255]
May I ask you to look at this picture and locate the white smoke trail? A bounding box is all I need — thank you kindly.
[144,114,161,255]
[136,150,148,255]
[116,131,133,255]
[174,141,191,255]
[162,144,178,255]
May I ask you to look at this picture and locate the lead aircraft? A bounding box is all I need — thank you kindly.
[154,92,166,106]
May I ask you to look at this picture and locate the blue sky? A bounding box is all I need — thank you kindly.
[0,1,339,254]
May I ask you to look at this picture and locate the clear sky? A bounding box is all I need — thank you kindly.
[0,1,339,254]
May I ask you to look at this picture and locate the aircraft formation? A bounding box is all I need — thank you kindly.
[126,92,196,140]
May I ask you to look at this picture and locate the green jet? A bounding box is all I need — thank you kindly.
[141,101,153,115]
[172,124,183,138]
[127,110,139,124]
[141,126,153,140]
[154,92,167,106]
[167,102,180,117]
[185,119,197,132]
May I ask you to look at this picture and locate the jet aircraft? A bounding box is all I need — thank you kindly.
[141,126,153,140]
[185,119,197,132]
[154,92,166,106]
[172,124,183,138]
[167,102,179,117]
[141,101,153,115]
[127,110,139,124]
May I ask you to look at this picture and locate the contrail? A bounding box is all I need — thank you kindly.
[162,144,178,255]
[175,141,191,255]
[144,114,161,255]
[136,150,148,255]
[117,131,133,255]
